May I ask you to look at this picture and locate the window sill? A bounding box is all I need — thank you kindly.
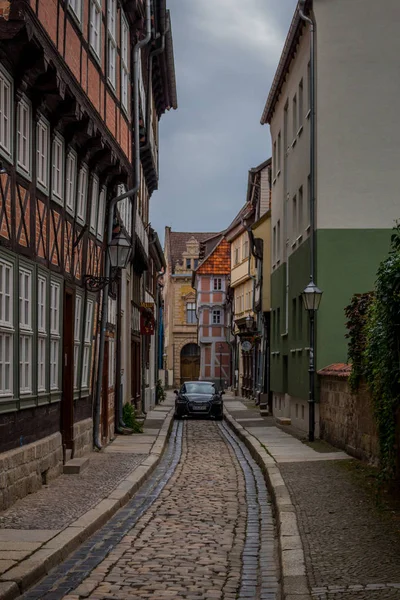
[272,177,277,185]
[16,165,32,183]
[276,169,281,178]
[89,46,102,68]
[37,181,49,196]
[306,109,311,120]
[291,138,297,148]
[296,234,303,244]
[0,149,13,168]
[306,224,311,233]
[291,241,297,249]
[297,125,304,137]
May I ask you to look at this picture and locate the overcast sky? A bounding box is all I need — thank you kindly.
[150,0,298,245]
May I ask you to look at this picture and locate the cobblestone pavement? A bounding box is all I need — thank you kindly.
[280,461,400,599]
[0,453,146,530]
[22,420,280,600]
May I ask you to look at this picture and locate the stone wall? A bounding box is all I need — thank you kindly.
[73,418,92,458]
[0,432,63,511]
[318,364,379,464]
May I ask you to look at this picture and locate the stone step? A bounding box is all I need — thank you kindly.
[275,417,291,426]
[259,409,270,417]
[63,457,89,475]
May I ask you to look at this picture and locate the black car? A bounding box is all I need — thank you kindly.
[174,381,224,420]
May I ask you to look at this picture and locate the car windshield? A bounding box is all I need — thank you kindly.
[183,383,215,395]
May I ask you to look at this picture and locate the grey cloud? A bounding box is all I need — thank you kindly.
[150,0,298,244]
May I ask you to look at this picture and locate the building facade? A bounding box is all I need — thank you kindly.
[163,229,217,387]
[261,0,400,433]
[0,0,176,511]
[192,235,231,391]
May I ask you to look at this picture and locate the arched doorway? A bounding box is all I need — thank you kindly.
[180,343,200,384]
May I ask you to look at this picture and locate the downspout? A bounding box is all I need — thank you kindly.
[242,219,257,400]
[93,0,152,450]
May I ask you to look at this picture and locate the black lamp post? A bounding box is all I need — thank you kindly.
[301,278,323,442]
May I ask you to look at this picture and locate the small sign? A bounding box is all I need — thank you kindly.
[241,341,252,352]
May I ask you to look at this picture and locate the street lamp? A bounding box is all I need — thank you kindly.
[245,314,254,331]
[85,229,132,291]
[301,278,323,442]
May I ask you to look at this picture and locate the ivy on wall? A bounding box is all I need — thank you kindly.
[345,224,400,479]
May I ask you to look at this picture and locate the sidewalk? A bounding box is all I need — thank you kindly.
[0,396,175,600]
[224,394,400,600]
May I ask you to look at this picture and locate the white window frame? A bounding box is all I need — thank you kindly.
[19,267,33,395]
[90,175,99,233]
[121,12,129,112]
[108,337,115,388]
[97,186,106,240]
[0,66,13,161]
[214,278,222,291]
[16,97,32,178]
[50,280,61,391]
[107,0,117,89]
[186,302,196,324]
[69,0,82,25]
[77,164,88,223]
[74,294,83,390]
[52,134,64,204]
[212,310,221,325]
[65,150,77,215]
[89,0,102,60]
[37,274,47,393]
[36,117,50,193]
[0,258,13,398]
[82,299,94,388]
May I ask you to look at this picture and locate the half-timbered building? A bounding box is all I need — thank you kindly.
[0,0,176,511]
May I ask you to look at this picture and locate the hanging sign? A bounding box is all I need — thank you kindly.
[140,303,155,335]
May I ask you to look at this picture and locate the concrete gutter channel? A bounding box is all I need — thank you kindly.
[0,408,174,600]
[223,408,312,600]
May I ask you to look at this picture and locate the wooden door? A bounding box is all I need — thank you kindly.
[101,340,109,441]
[181,357,200,384]
[131,339,141,408]
[61,289,74,450]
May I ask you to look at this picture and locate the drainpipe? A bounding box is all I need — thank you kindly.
[242,219,257,400]
[93,0,152,450]
[299,0,317,441]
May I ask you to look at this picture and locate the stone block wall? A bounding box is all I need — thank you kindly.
[0,432,63,511]
[318,365,379,464]
[73,418,92,458]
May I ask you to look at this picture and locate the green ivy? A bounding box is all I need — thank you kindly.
[345,223,400,479]
[345,292,374,392]
[122,402,143,434]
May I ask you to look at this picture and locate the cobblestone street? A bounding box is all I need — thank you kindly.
[19,420,280,600]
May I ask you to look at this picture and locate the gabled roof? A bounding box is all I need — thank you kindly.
[196,238,231,276]
[166,230,218,273]
[260,0,312,125]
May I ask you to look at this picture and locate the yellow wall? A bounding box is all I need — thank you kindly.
[253,213,271,311]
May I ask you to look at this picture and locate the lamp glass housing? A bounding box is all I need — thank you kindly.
[301,280,323,312]
[108,231,132,269]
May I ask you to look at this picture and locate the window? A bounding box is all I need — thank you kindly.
[97,187,106,239]
[65,151,77,214]
[17,98,31,176]
[107,0,117,88]
[50,281,61,390]
[69,0,82,23]
[292,298,297,340]
[273,226,276,265]
[298,186,303,235]
[277,132,281,173]
[212,310,221,325]
[77,165,88,222]
[186,258,191,270]
[214,278,222,291]
[277,220,281,262]
[292,195,297,239]
[292,94,297,140]
[89,0,102,59]
[82,300,94,388]
[36,118,50,191]
[0,259,13,397]
[90,176,99,233]
[242,239,249,260]
[0,67,12,159]
[109,337,115,388]
[52,135,64,203]
[299,79,304,129]
[298,295,303,340]
[37,275,47,392]
[121,13,129,112]
[186,302,196,324]
[234,245,240,266]
[273,141,276,178]
[19,268,32,394]
[74,294,82,389]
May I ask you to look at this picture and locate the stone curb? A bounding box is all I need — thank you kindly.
[223,409,312,600]
[0,407,174,600]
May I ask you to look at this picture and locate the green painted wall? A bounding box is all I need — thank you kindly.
[270,263,286,393]
[316,228,393,371]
